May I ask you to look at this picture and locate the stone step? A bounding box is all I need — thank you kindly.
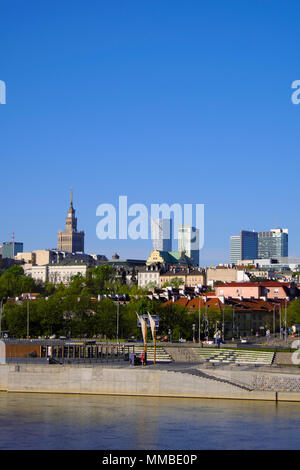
[191,348,274,365]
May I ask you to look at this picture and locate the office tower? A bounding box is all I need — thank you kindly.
[230,236,241,264]
[178,224,199,266]
[2,234,23,259]
[57,190,85,253]
[150,218,172,252]
[230,230,258,264]
[241,230,258,260]
[258,228,288,259]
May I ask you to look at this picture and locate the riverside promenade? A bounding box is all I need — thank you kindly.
[1,344,300,403]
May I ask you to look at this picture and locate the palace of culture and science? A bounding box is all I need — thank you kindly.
[57,190,85,253]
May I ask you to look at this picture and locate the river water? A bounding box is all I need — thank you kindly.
[0,392,299,450]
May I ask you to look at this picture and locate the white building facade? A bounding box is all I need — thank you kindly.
[24,264,88,285]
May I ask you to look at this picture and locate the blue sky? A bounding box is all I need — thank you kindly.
[1,0,299,264]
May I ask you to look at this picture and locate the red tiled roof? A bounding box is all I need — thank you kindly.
[163,295,291,313]
[216,281,290,288]
[224,297,290,312]
[259,281,290,287]
[163,298,189,308]
[163,297,222,311]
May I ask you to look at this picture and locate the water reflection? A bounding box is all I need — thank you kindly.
[0,392,299,449]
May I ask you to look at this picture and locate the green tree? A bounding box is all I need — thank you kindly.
[158,303,189,339]
[162,278,184,289]
[93,298,119,339]
[0,265,37,298]
[287,299,300,328]
[38,297,65,337]
[87,265,116,295]
[2,300,44,338]
[121,301,140,339]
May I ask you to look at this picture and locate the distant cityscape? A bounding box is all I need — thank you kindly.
[0,193,299,293]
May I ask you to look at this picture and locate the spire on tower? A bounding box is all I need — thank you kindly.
[58,188,84,253]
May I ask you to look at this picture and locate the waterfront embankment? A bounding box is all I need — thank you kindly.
[1,363,300,402]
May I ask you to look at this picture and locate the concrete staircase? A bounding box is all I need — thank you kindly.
[173,368,253,391]
[163,346,197,363]
[191,348,275,365]
[133,345,173,363]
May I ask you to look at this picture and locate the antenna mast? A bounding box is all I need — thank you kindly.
[12,232,15,259]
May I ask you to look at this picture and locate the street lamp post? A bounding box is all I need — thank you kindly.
[0,298,4,338]
[279,305,282,339]
[198,299,201,344]
[205,305,209,341]
[153,320,157,364]
[26,300,30,339]
[222,306,225,342]
[116,299,119,343]
[284,299,287,341]
[285,299,287,342]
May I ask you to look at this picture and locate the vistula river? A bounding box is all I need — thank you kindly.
[0,392,299,450]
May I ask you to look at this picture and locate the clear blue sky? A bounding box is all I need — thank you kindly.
[1,0,299,264]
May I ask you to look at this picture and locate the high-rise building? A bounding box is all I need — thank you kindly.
[230,236,241,264]
[230,230,258,264]
[150,218,172,252]
[178,224,199,266]
[2,233,23,259]
[2,241,23,259]
[57,190,84,253]
[258,228,288,259]
[241,230,258,260]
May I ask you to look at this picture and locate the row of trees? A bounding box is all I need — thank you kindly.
[0,264,146,299]
[0,265,300,340]
[2,293,214,341]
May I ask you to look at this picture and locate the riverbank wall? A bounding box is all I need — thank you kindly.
[1,363,300,402]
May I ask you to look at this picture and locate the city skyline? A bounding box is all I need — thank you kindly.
[230,228,289,264]
[1,1,300,456]
[0,192,294,267]
[1,1,300,264]
[0,188,295,265]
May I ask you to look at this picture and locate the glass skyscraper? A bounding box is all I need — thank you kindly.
[178,224,200,266]
[150,218,172,252]
[230,236,241,264]
[2,241,23,259]
[230,230,258,264]
[258,228,288,259]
